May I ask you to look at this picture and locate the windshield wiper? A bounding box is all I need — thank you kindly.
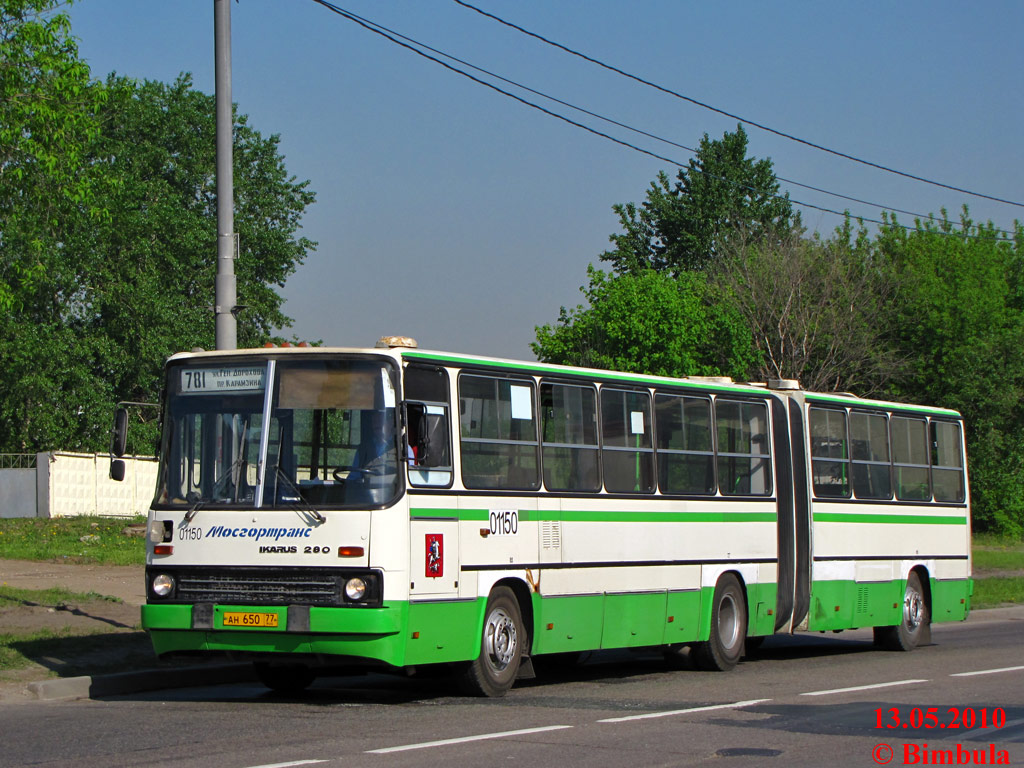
[271,465,326,523]
[184,457,248,522]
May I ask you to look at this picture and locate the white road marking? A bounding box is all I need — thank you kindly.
[243,761,329,768]
[366,725,574,754]
[950,665,1024,677]
[597,698,771,724]
[800,679,929,696]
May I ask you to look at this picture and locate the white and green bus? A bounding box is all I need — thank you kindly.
[117,337,971,696]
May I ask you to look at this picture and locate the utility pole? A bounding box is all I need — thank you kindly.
[214,0,237,350]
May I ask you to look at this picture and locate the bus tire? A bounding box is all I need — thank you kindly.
[874,571,930,652]
[691,574,746,671]
[253,661,316,693]
[460,587,524,697]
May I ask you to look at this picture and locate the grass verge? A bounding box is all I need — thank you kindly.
[0,516,146,566]
[0,585,121,609]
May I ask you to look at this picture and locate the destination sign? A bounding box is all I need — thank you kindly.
[179,366,265,395]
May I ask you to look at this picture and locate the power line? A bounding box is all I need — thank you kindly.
[453,0,1024,210]
[309,0,1017,240]
[309,1,956,226]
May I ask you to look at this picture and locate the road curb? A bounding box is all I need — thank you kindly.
[26,663,255,701]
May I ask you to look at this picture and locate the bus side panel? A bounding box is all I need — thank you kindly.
[601,592,668,648]
[531,593,605,654]
[747,577,779,637]
[930,577,971,622]
[663,589,704,645]
[403,598,485,665]
[807,579,902,631]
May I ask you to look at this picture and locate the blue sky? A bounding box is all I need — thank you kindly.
[67,1,1023,359]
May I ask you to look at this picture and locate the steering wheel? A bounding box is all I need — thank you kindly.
[333,466,374,484]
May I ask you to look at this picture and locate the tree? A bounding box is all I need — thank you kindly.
[0,0,105,312]
[0,73,316,454]
[877,213,1024,537]
[533,266,758,379]
[601,125,793,275]
[717,219,901,395]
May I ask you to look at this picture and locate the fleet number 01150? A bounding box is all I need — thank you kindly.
[489,510,518,536]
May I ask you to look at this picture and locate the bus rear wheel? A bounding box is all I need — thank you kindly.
[874,571,930,651]
[460,587,524,697]
[691,574,746,671]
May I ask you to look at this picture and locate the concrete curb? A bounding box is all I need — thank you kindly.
[26,663,255,701]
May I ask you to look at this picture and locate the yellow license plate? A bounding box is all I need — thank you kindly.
[222,611,279,628]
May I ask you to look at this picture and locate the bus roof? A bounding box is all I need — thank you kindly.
[165,344,962,419]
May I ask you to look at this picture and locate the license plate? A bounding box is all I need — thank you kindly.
[222,611,279,628]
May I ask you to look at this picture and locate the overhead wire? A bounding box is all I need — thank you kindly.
[309,0,1017,239]
[312,1,956,226]
[453,0,1024,210]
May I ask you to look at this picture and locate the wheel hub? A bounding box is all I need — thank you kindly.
[904,588,924,631]
[485,608,518,669]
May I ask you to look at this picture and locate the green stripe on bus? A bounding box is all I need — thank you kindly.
[402,351,764,394]
[805,392,959,417]
[813,512,967,525]
[410,508,776,523]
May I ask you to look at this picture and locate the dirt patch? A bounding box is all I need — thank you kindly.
[0,559,155,701]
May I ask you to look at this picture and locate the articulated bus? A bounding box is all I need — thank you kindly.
[114,337,972,696]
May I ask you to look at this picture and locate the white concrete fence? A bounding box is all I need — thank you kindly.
[0,452,157,519]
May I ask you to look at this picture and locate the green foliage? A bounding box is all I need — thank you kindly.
[0,59,316,452]
[533,266,758,378]
[971,577,1024,608]
[877,214,1024,537]
[0,516,146,565]
[602,125,793,275]
[0,0,106,313]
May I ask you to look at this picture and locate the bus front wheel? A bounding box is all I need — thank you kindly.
[691,574,746,671]
[460,587,524,697]
[874,571,930,651]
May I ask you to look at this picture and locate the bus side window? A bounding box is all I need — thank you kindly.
[404,364,453,488]
[716,399,772,496]
[809,407,850,498]
[892,415,930,501]
[931,420,965,503]
[850,411,892,499]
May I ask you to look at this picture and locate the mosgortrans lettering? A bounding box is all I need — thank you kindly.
[903,743,1010,765]
[206,525,312,541]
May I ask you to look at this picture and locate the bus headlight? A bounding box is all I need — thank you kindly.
[152,573,174,597]
[344,577,367,601]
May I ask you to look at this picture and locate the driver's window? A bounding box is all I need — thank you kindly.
[404,364,453,488]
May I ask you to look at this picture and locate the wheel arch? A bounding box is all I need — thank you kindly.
[700,568,751,641]
[489,577,534,654]
[909,564,933,613]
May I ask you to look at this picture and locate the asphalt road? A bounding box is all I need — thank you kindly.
[2,609,1022,768]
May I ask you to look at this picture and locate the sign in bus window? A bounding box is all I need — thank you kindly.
[601,389,654,494]
[459,375,540,490]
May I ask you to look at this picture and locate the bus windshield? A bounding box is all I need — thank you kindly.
[155,357,401,509]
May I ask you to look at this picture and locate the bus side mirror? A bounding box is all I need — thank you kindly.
[110,459,126,482]
[112,407,128,457]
